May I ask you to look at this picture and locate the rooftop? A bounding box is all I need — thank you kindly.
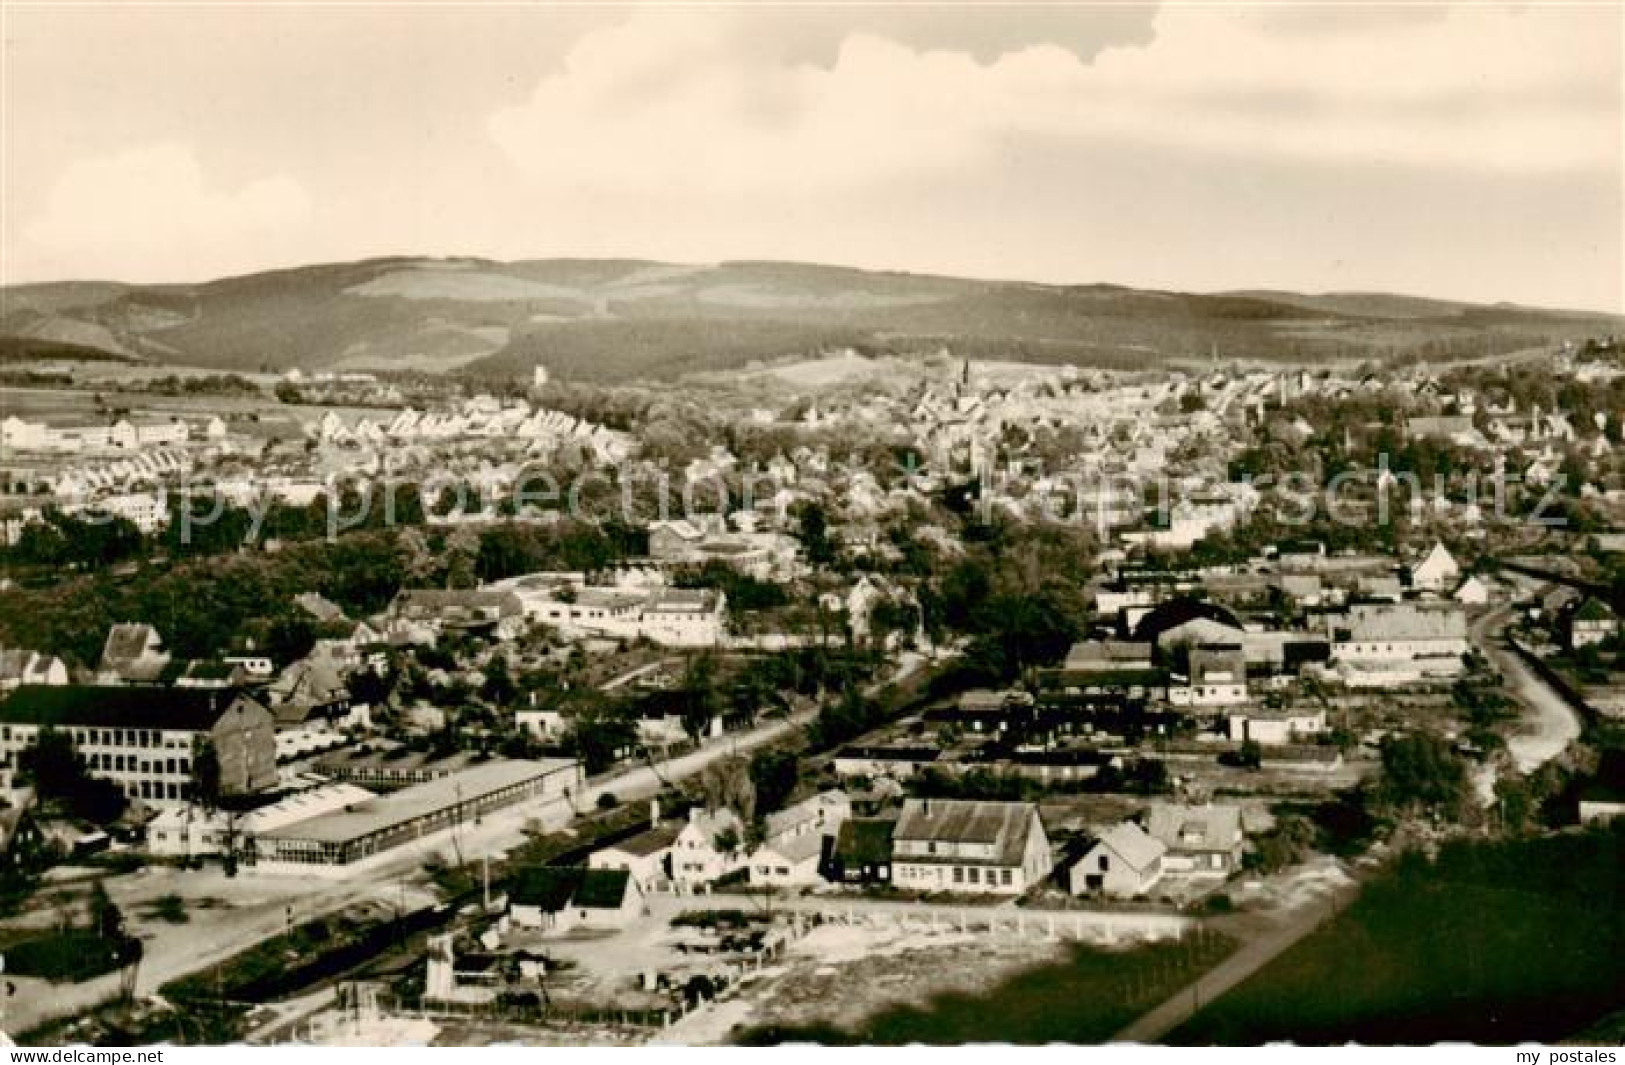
[0,685,262,732]
[260,758,579,845]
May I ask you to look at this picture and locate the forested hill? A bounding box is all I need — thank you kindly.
[3,258,1618,381]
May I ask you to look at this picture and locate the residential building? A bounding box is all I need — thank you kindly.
[820,816,896,885]
[98,623,170,684]
[506,866,645,932]
[0,650,69,691]
[1145,802,1244,875]
[1331,602,1469,672]
[1171,644,1248,708]
[1566,598,1620,651]
[1409,541,1461,593]
[832,745,941,780]
[671,807,746,889]
[588,821,682,892]
[1064,822,1165,898]
[749,790,851,886]
[1227,706,1327,745]
[890,798,1051,894]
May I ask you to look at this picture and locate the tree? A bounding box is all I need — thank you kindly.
[1250,814,1316,874]
[699,755,756,822]
[794,502,835,568]
[713,826,742,861]
[481,655,517,707]
[1377,732,1474,821]
[192,738,223,812]
[748,748,800,817]
[1237,739,1264,771]
[88,879,124,941]
[681,652,723,743]
[18,728,126,824]
[561,698,637,774]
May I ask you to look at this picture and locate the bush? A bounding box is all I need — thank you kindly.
[596,792,619,811]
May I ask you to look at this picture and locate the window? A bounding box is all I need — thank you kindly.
[953,867,964,884]
[1002,869,1013,886]
[968,868,980,884]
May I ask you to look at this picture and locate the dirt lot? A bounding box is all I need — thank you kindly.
[658,922,1069,1044]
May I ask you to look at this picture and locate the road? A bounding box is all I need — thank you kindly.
[1467,602,1583,804]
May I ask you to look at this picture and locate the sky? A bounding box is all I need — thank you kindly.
[3,2,1622,312]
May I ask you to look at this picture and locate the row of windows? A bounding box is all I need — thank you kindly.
[129,779,190,801]
[0,725,188,749]
[85,752,191,775]
[898,864,1016,886]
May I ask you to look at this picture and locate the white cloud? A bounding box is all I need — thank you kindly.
[488,4,1620,196]
[21,143,311,282]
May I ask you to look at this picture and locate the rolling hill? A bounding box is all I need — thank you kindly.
[2,257,1617,382]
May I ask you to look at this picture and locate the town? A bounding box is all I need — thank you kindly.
[1,336,1623,1045]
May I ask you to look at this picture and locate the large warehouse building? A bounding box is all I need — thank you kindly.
[253,757,582,868]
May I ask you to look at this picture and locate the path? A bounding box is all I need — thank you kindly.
[599,658,676,692]
[1111,862,1363,1043]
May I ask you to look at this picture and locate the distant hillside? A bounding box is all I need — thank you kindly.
[2,257,1617,382]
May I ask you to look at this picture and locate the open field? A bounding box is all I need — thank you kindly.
[1168,828,1625,1045]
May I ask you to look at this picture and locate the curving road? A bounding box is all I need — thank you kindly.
[1467,603,1583,805]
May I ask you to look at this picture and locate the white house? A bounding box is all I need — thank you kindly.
[749,790,851,887]
[1064,822,1165,898]
[588,821,682,892]
[1409,541,1461,593]
[1146,803,1244,875]
[1169,644,1248,708]
[1331,602,1469,678]
[1227,706,1327,745]
[671,807,747,889]
[1453,575,1492,605]
[890,799,1051,895]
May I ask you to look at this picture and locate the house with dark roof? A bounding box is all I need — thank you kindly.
[1566,598,1620,651]
[820,816,896,885]
[588,820,682,891]
[174,659,249,690]
[832,745,941,781]
[1579,750,1625,825]
[890,798,1051,894]
[1039,641,1168,697]
[1171,644,1248,708]
[97,623,170,684]
[390,589,526,640]
[505,866,644,932]
[1064,821,1165,898]
[0,685,277,804]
